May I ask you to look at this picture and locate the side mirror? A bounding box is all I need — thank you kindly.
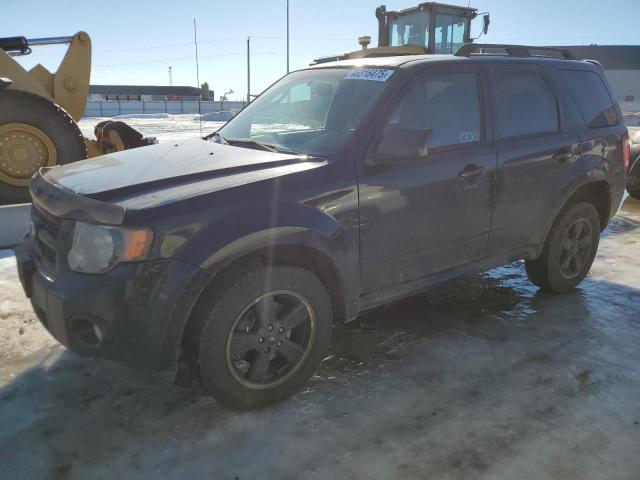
[483,14,490,35]
[372,127,430,163]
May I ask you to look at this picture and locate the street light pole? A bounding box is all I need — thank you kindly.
[286,0,290,73]
[168,66,172,86]
[247,36,251,104]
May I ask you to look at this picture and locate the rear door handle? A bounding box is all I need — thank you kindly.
[553,148,574,162]
[458,163,486,180]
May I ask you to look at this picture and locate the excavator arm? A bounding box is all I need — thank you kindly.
[0,32,156,204]
[1,33,91,122]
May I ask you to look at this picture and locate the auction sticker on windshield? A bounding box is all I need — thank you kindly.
[345,69,395,82]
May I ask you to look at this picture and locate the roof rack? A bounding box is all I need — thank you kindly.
[454,43,578,60]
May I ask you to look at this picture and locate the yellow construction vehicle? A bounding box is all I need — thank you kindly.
[313,2,490,64]
[0,32,155,204]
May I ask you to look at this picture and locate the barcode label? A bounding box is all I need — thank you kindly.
[344,69,395,82]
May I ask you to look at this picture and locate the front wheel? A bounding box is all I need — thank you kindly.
[525,202,600,293]
[187,265,333,409]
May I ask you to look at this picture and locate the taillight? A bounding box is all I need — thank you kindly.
[622,132,631,172]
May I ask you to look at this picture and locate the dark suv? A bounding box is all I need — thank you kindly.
[16,45,629,408]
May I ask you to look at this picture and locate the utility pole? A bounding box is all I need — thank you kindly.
[168,66,172,86]
[286,0,290,73]
[247,36,251,104]
[193,18,202,135]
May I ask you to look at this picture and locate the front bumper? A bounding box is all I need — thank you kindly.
[15,239,211,378]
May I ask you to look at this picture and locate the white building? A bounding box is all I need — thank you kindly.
[562,46,640,114]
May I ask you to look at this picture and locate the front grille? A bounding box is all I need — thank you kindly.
[32,205,63,273]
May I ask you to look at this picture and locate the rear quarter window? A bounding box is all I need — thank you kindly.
[559,69,620,129]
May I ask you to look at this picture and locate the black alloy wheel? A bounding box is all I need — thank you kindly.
[186,265,333,409]
[525,201,600,293]
[226,290,315,389]
[557,218,593,279]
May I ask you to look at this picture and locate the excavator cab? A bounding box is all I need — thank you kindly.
[312,2,489,64]
[376,3,489,53]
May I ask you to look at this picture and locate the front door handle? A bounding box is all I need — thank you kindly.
[458,163,486,180]
[553,148,574,162]
[349,216,370,229]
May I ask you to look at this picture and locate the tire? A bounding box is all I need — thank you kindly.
[628,186,640,200]
[525,202,600,293]
[0,89,87,205]
[627,156,640,200]
[186,265,333,409]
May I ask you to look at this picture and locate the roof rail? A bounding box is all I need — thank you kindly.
[454,43,578,60]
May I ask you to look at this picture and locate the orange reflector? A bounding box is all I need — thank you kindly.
[123,229,152,260]
[622,133,631,172]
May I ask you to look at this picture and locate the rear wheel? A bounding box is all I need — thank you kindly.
[628,186,640,200]
[525,202,600,293]
[627,161,640,200]
[186,265,333,409]
[0,89,87,204]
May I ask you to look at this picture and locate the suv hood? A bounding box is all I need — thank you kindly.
[45,138,309,197]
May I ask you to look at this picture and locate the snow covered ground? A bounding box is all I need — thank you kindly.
[78,114,226,144]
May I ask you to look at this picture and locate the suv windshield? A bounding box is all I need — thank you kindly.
[216,68,394,156]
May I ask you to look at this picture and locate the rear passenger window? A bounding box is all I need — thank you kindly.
[493,71,559,138]
[389,72,481,148]
[559,70,619,128]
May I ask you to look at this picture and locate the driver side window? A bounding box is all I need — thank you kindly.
[389,72,481,148]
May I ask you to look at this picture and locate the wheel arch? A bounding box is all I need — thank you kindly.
[536,178,611,256]
[179,227,355,362]
[566,181,611,231]
[204,241,346,318]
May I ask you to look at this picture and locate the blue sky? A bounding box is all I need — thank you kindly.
[2,0,637,101]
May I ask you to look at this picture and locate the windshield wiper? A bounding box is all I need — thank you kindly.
[209,132,301,155]
[225,138,300,155]
[225,138,278,152]
[207,131,227,143]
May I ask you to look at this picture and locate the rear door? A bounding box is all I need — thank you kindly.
[486,62,582,255]
[357,64,497,293]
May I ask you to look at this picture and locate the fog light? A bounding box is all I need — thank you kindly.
[68,317,104,347]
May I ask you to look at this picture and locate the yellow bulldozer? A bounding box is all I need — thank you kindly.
[0,32,156,204]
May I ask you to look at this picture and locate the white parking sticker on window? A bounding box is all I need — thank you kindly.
[344,69,395,82]
[460,132,475,143]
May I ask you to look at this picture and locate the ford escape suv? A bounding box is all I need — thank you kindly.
[16,44,629,408]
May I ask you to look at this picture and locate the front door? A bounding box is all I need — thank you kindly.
[358,66,497,294]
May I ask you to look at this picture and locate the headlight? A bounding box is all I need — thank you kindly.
[68,222,153,274]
